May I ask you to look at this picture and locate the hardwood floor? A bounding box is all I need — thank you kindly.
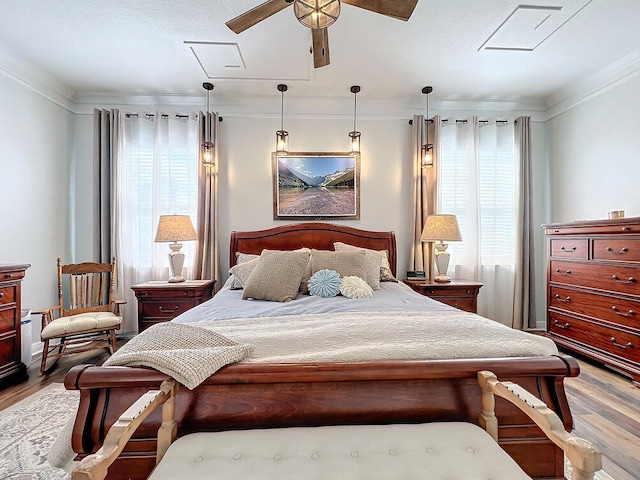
[1,347,639,479]
[564,357,640,480]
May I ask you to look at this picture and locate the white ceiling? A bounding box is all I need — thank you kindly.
[1,0,639,109]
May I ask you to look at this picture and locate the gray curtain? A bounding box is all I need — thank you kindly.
[512,116,536,330]
[194,111,220,286]
[409,114,440,279]
[93,108,120,263]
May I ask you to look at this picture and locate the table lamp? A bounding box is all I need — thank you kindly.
[154,215,197,283]
[420,214,462,283]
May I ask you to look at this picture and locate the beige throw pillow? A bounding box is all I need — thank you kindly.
[229,252,260,289]
[310,249,368,283]
[242,250,311,302]
[229,257,260,289]
[332,242,384,290]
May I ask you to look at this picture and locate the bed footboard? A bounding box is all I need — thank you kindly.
[65,355,579,480]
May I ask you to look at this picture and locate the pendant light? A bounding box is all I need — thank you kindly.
[348,85,361,154]
[201,82,215,166]
[421,85,434,168]
[276,84,289,154]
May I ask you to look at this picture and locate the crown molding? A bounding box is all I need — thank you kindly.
[0,42,75,112]
[544,47,640,120]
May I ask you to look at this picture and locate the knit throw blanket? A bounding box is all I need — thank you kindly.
[103,322,254,389]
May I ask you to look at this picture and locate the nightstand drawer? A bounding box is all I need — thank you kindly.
[433,297,476,312]
[141,300,194,319]
[403,279,482,314]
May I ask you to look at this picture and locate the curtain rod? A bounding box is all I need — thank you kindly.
[124,113,223,121]
[408,118,510,125]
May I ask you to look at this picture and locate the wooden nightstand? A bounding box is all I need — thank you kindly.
[403,279,483,313]
[131,280,216,332]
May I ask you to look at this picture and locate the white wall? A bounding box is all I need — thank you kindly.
[548,75,640,222]
[0,73,74,352]
[218,114,413,278]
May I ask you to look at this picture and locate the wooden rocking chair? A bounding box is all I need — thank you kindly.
[38,257,125,376]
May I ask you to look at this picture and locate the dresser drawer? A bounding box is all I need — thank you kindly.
[0,269,26,282]
[593,239,640,263]
[0,286,16,305]
[0,307,18,332]
[550,260,640,296]
[549,312,640,364]
[550,239,588,259]
[550,285,640,331]
[141,300,194,319]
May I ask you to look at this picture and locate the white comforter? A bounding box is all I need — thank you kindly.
[194,310,558,363]
[171,280,558,362]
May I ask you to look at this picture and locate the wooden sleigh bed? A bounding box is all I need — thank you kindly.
[64,223,579,480]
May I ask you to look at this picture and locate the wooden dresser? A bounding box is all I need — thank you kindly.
[544,218,640,386]
[131,280,216,332]
[0,264,29,389]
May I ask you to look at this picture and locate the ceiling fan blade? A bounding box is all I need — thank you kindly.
[226,0,294,34]
[312,27,330,68]
[342,0,418,21]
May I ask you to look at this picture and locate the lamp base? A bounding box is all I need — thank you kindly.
[167,242,186,283]
[433,242,452,283]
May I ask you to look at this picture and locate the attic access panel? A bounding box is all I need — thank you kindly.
[479,1,593,52]
[186,40,311,81]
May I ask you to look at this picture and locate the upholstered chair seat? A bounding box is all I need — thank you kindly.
[41,312,121,339]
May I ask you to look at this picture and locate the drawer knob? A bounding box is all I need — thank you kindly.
[554,294,571,303]
[553,319,570,329]
[610,337,634,349]
[560,246,577,252]
[611,306,635,317]
[0,292,4,299]
[555,268,571,275]
[606,246,629,255]
[611,275,636,284]
[159,305,179,313]
[622,226,631,231]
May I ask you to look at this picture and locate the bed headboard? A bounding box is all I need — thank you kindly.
[230,223,397,276]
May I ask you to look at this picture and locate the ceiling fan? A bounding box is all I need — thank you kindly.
[226,0,419,68]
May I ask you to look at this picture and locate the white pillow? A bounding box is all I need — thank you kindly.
[229,252,260,289]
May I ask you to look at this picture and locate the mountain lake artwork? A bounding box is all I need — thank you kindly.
[272,153,360,220]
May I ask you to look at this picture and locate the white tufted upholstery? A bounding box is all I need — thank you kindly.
[149,422,531,480]
[41,312,121,339]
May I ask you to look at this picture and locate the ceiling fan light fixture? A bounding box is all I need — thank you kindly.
[294,0,340,29]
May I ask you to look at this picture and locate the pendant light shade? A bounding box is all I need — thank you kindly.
[421,85,433,168]
[348,85,361,154]
[202,82,215,166]
[276,84,289,154]
[294,0,341,29]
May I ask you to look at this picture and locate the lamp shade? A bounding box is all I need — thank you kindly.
[154,215,197,243]
[420,214,462,243]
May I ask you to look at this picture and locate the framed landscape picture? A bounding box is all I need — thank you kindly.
[272,152,360,220]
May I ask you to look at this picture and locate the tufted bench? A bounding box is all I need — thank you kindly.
[71,371,602,480]
[147,422,529,480]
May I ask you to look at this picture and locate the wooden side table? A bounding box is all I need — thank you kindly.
[403,279,483,313]
[131,280,216,332]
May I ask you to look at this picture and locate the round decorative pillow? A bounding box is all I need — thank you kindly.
[308,269,342,298]
[340,275,374,299]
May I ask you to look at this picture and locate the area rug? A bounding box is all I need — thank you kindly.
[0,383,617,479]
[0,383,78,479]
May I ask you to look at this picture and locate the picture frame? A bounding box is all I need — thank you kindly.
[272,152,360,220]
